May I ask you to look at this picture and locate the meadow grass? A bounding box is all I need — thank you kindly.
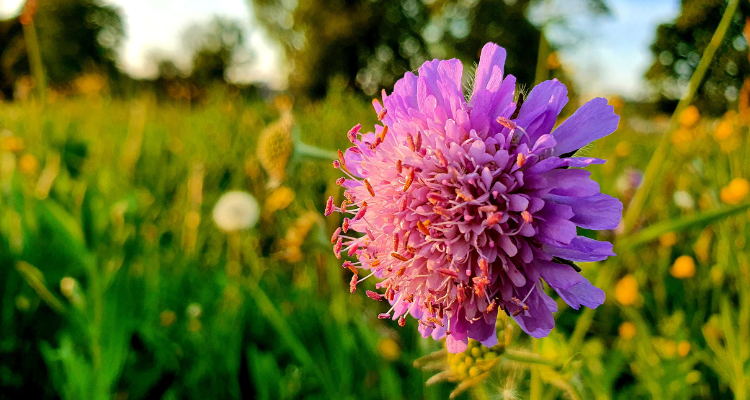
[0,83,748,399]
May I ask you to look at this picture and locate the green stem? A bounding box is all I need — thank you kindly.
[22,19,46,103]
[620,0,740,235]
[534,30,550,85]
[295,141,337,161]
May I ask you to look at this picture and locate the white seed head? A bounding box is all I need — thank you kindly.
[212,191,260,232]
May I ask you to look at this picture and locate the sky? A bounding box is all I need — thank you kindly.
[0,0,679,97]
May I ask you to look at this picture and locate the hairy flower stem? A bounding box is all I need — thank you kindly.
[503,349,559,368]
[620,0,740,235]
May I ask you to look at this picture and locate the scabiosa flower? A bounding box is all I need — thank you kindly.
[326,43,622,353]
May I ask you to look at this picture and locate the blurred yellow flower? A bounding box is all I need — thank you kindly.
[264,185,295,215]
[1,136,25,153]
[670,255,696,279]
[160,310,177,327]
[546,51,561,70]
[678,105,700,128]
[659,232,678,248]
[671,127,694,146]
[713,119,734,141]
[618,321,637,340]
[720,178,749,205]
[678,341,691,357]
[377,337,401,362]
[661,339,677,358]
[615,275,639,306]
[609,95,625,115]
[614,141,631,158]
[18,153,38,175]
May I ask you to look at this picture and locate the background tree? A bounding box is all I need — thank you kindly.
[646,0,750,115]
[183,17,247,87]
[0,0,123,98]
[250,0,546,98]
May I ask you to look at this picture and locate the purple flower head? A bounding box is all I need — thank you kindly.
[326,43,622,353]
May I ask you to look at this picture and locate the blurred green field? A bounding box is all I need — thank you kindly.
[0,83,749,399]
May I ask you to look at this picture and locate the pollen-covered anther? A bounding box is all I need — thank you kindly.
[348,242,359,257]
[335,177,346,186]
[347,124,361,143]
[393,233,400,252]
[350,274,358,293]
[397,265,406,276]
[415,131,422,151]
[406,134,416,151]
[399,196,408,212]
[378,126,389,142]
[325,196,334,216]
[396,159,402,174]
[456,189,473,202]
[337,149,352,174]
[478,205,497,213]
[398,315,406,327]
[403,169,415,192]
[377,108,387,121]
[417,221,430,236]
[472,276,490,296]
[435,149,448,167]
[378,313,391,319]
[366,290,384,301]
[496,116,517,129]
[479,258,489,276]
[331,227,341,244]
[521,210,533,224]
[437,268,458,278]
[334,237,343,259]
[486,302,496,313]
[343,261,358,274]
[342,218,350,233]
[517,153,527,167]
[427,317,444,327]
[354,201,368,221]
[433,205,451,218]
[332,160,340,169]
[364,179,375,197]
[340,200,349,213]
[391,252,410,262]
[486,212,503,227]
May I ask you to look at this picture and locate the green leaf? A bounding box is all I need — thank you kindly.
[617,202,750,250]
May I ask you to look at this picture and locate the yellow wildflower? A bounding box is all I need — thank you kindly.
[659,232,678,248]
[678,341,691,357]
[377,338,401,362]
[18,154,38,175]
[264,185,296,214]
[720,178,749,205]
[618,321,637,340]
[615,275,639,306]
[670,255,696,279]
[678,105,700,128]
[614,141,631,158]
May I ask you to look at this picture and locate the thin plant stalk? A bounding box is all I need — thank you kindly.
[22,19,46,103]
[620,0,740,235]
[534,30,550,85]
